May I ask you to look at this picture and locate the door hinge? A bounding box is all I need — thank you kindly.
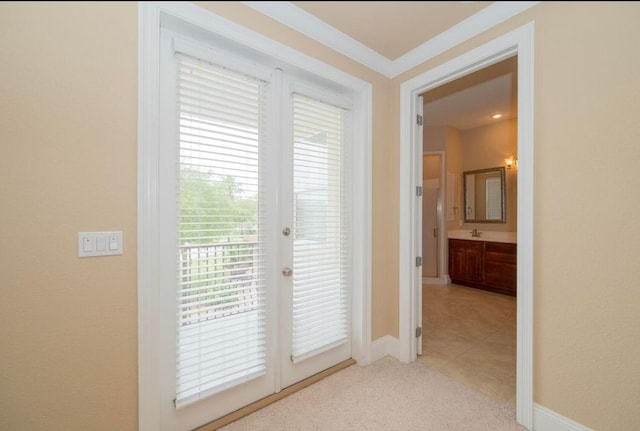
[416,185,422,197]
[416,256,422,267]
[417,114,423,126]
[415,326,422,338]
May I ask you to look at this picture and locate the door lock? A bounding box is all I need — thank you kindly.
[282,267,293,277]
[282,227,291,236]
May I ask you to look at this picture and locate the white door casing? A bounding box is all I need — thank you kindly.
[398,22,535,430]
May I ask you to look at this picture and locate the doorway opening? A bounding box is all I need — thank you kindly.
[418,55,518,407]
[398,22,534,429]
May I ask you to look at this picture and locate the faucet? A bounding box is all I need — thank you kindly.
[470,228,482,237]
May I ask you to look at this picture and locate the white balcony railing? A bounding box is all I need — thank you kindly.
[178,241,260,325]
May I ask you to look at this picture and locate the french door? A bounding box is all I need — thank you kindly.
[158,32,352,430]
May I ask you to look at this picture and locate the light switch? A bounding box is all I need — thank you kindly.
[109,234,118,251]
[83,236,95,253]
[96,235,107,252]
[79,231,123,257]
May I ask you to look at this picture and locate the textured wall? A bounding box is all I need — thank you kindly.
[0,3,138,430]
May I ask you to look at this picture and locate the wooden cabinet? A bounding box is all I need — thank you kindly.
[448,239,516,296]
[448,239,483,284]
[484,242,517,295]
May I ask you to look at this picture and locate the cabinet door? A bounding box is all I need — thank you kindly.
[448,240,466,281]
[449,239,483,283]
[484,242,517,295]
[465,244,484,283]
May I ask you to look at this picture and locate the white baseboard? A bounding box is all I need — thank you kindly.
[370,335,400,362]
[534,404,593,431]
[422,277,447,284]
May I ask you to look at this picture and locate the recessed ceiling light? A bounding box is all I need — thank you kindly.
[491,113,503,119]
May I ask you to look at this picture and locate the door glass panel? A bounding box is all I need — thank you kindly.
[290,94,350,363]
[175,55,268,407]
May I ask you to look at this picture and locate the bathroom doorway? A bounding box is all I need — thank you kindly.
[399,23,534,427]
[418,55,519,408]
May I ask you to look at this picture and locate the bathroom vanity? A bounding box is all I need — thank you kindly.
[448,232,517,297]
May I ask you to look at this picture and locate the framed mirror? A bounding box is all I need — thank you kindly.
[463,167,506,223]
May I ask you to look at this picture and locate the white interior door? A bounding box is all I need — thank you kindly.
[158,32,353,430]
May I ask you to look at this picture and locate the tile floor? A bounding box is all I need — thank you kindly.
[417,283,516,408]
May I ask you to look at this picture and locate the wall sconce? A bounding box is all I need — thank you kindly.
[505,156,518,169]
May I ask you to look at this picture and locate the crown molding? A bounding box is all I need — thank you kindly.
[242,1,393,75]
[390,2,540,77]
[243,1,539,78]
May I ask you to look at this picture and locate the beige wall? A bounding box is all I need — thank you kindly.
[0,2,139,430]
[393,2,640,430]
[2,2,640,431]
[424,125,447,152]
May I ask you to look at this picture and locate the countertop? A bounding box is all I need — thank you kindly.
[447,230,517,244]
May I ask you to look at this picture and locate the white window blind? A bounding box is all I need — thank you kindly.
[291,94,351,362]
[174,54,268,407]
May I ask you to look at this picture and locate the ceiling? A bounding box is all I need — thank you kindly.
[244,1,528,129]
[292,1,493,60]
[422,55,517,130]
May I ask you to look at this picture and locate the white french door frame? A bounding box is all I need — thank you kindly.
[398,23,535,430]
[137,3,372,430]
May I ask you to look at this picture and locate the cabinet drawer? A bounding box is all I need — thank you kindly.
[449,239,483,252]
[484,261,516,287]
[485,242,516,264]
[485,241,516,255]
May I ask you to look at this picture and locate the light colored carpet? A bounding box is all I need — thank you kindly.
[220,356,526,431]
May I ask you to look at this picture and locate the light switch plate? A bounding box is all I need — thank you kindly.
[78,231,123,257]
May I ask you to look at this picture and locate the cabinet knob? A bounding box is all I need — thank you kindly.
[282,267,293,277]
